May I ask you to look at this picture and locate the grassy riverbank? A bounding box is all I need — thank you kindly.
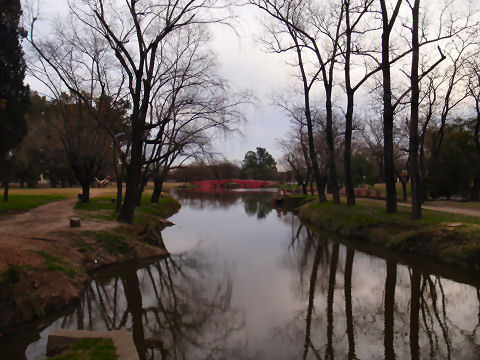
[0,191,180,331]
[299,200,480,270]
[75,194,180,226]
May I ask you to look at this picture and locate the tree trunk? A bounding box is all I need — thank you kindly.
[301,180,308,195]
[116,177,123,213]
[344,3,355,206]
[345,248,356,359]
[472,100,480,201]
[122,271,147,360]
[384,260,397,360]
[306,118,326,202]
[410,268,421,360]
[118,111,144,223]
[409,0,422,219]
[303,236,323,360]
[344,92,355,206]
[151,166,169,203]
[380,0,401,214]
[402,180,408,202]
[136,182,145,207]
[471,171,480,201]
[81,182,90,203]
[3,180,9,202]
[151,177,163,203]
[326,243,339,359]
[326,91,340,204]
[113,149,124,213]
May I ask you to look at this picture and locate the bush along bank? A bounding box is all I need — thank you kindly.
[274,194,316,211]
[298,201,480,271]
[0,194,181,332]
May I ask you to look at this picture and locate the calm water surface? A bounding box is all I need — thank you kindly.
[5,190,480,359]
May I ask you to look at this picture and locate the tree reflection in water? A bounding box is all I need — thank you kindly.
[173,189,274,219]
[278,216,480,359]
[58,245,247,359]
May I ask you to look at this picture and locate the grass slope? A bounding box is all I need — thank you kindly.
[299,200,480,269]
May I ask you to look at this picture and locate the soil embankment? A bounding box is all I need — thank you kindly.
[0,196,180,331]
[297,201,480,271]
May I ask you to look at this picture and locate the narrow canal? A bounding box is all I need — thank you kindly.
[7,190,480,359]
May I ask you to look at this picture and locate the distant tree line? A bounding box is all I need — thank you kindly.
[170,147,278,182]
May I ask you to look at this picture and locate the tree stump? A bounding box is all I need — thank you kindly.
[69,217,81,228]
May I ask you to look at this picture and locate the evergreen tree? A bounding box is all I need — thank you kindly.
[0,0,30,200]
[0,0,29,155]
[241,147,277,180]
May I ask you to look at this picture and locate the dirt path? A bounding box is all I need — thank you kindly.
[0,193,116,271]
[356,197,480,218]
[0,198,76,244]
[397,202,480,218]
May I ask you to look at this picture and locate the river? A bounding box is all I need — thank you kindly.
[4,189,480,359]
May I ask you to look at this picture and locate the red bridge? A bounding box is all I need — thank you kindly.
[190,179,272,191]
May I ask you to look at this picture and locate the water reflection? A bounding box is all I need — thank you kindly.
[27,247,247,359]
[6,191,480,359]
[173,188,276,220]
[282,217,480,359]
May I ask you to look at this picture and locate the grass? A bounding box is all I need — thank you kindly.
[299,200,480,269]
[34,250,77,277]
[305,200,479,227]
[75,194,180,226]
[93,229,134,255]
[48,337,117,360]
[0,264,23,301]
[0,194,66,213]
[361,183,412,200]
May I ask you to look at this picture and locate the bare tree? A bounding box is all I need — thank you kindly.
[279,132,310,194]
[139,25,247,202]
[65,0,231,222]
[25,3,130,202]
[250,0,347,202]
[467,55,480,200]
[26,0,232,220]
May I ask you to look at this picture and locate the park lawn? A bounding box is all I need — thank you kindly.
[0,194,66,213]
[368,183,412,200]
[8,187,87,198]
[299,200,480,269]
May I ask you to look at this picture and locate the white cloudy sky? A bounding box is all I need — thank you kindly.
[204,5,299,163]
[22,1,299,164]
